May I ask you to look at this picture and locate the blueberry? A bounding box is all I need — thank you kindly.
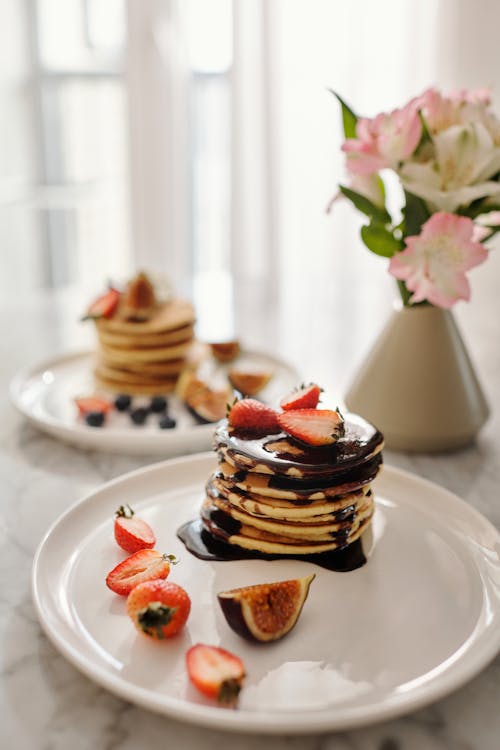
[149,395,168,413]
[114,394,132,412]
[85,411,105,427]
[159,415,177,429]
[130,407,149,425]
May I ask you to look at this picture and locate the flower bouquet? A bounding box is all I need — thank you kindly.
[332,87,494,451]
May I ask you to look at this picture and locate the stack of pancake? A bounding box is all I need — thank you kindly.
[200,414,384,557]
[93,297,196,395]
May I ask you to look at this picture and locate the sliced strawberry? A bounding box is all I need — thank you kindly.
[82,287,121,321]
[227,398,280,433]
[105,549,176,596]
[114,505,156,553]
[186,644,245,705]
[277,408,344,446]
[75,396,113,417]
[280,383,322,411]
[127,580,191,639]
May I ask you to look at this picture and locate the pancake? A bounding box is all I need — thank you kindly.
[215,456,381,500]
[178,405,383,569]
[214,414,384,479]
[94,370,178,395]
[86,278,197,395]
[96,323,195,350]
[99,340,193,365]
[202,492,374,542]
[95,359,185,381]
[95,297,195,335]
[210,473,369,520]
[202,507,373,555]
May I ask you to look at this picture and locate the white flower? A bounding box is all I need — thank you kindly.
[400,122,500,212]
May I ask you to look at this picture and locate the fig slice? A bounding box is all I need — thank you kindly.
[217,574,315,642]
[187,386,230,424]
[228,369,274,396]
[210,340,241,362]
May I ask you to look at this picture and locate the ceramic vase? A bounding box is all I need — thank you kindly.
[344,304,490,452]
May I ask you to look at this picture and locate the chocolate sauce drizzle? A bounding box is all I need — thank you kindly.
[177,519,367,572]
[215,415,384,479]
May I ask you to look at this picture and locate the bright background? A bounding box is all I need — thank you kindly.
[1,0,499,390]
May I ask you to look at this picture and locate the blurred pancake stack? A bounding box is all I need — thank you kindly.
[84,273,196,395]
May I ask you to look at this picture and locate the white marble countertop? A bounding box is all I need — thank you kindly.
[1,282,500,750]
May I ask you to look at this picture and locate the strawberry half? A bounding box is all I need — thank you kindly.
[127,580,191,639]
[75,396,113,416]
[280,383,322,411]
[106,549,176,596]
[277,408,344,446]
[186,644,245,706]
[82,287,121,321]
[114,505,156,554]
[227,398,280,433]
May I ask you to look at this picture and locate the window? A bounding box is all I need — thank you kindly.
[31,0,130,288]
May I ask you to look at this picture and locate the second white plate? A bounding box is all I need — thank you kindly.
[32,454,500,734]
[10,349,299,456]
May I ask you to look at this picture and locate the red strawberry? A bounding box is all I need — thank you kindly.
[280,383,322,411]
[277,408,344,446]
[106,549,176,596]
[127,580,191,639]
[114,505,156,553]
[82,287,120,320]
[228,399,280,433]
[75,396,113,417]
[186,644,245,706]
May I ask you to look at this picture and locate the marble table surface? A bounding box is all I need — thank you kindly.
[1,285,500,750]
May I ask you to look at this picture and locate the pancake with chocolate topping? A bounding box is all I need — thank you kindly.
[214,413,383,479]
[203,486,374,541]
[178,403,383,567]
[210,472,370,520]
[200,497,374,555]
[215,455,381,500]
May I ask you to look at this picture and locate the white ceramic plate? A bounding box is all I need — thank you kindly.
[32,455,500,734]
[10,350,299,456]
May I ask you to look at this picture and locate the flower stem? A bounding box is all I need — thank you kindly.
[397,280,412,306]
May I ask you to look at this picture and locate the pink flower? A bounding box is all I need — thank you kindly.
[389,213,488,308]
[417,88,459,132]
[418,87,498,138]
[342,101,422,176]
[342,118,387,175]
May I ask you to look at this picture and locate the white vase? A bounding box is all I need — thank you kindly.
[344,304,490,452]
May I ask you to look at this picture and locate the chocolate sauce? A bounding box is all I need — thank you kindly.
[177,519,367,572]
[215,415,384,479]
[216,454,381,501]
[266,455,382,494]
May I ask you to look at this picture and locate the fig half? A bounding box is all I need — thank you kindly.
[228,369,273,396]
[217,574,315,642]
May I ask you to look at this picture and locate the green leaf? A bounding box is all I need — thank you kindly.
[339,185,391,225]
[403,190,431,236]
[360,223,404,257]
[460,198,500,219]
[328,90,358,139]
[415,110,432,150]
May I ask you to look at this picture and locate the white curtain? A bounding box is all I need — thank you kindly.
[126,0,500,384]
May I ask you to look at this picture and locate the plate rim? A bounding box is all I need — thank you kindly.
[10,348,299,455]
[32,455,500,734]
